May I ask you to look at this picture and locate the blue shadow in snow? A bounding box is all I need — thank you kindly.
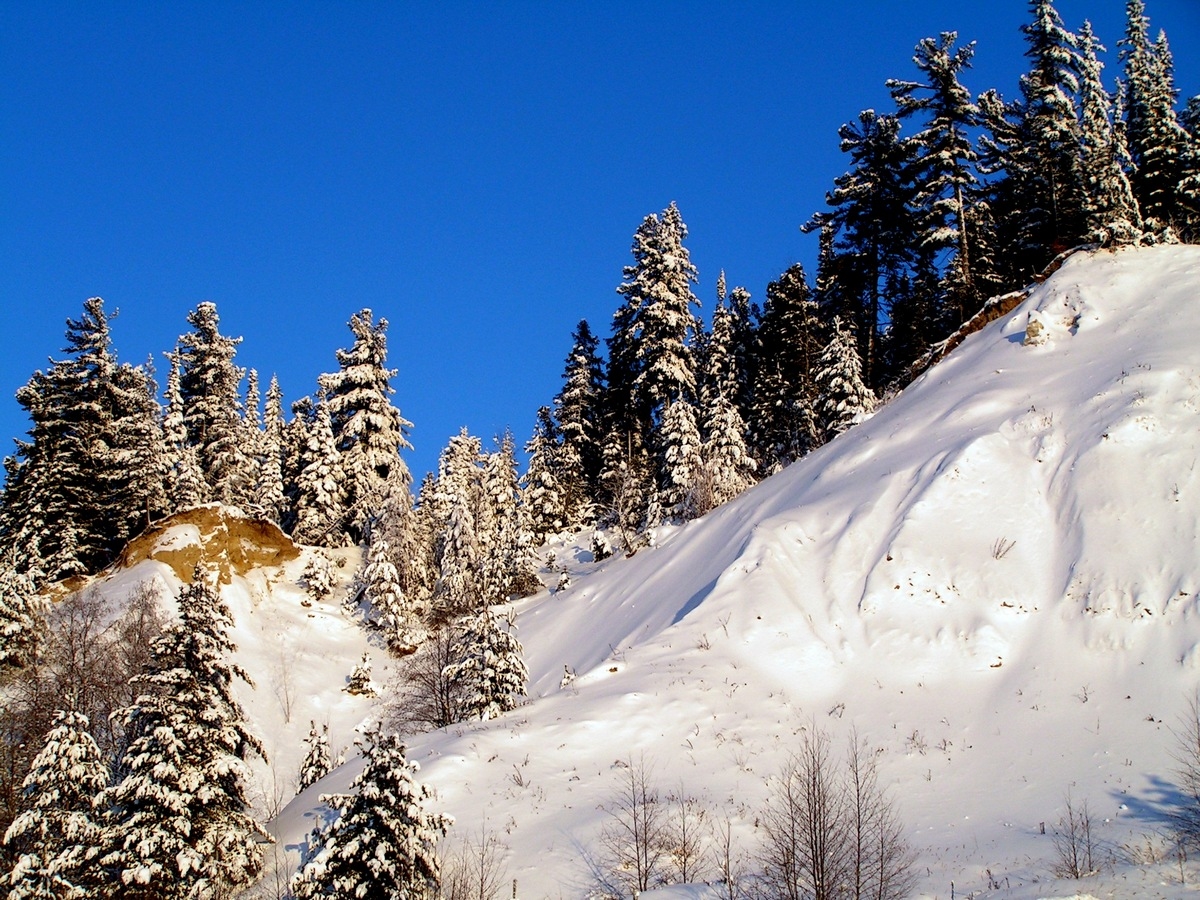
[1112,773,1196,830]
[672,577,719,626]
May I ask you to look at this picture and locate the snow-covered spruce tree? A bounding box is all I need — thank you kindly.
[292,400,349,547]
[178,301,254,507]
[255,374,287,524]
[1077,19,1145,247]
[815,316,877,441]
[553,320,605,527]
[605,214,656,442]
[0,563,41,670]
[523,408,567,546]
[240,367,266,512]
[597,427,654,554]
[427,429,484,540]
[887,30,983,325]
[804,110,919,387]
[303,551,336,605]
[1120,0,1199,240]
[372,481,435,625]
[430,493,482,624]
[3,710,107,899]
[364,535,423,653]
[477,434,528,605]
[109,361,170,535]
[291,725,449,900]
[297,721,332,793]
[101,569,268,900]
[319,310,414,542]
[655,399,705,521]
[622,203,701,425]
[882,245,946,383]
[280,395,315,533]
[978,0,1088,286]
[2,297,169,581]
[443,608,528,722]
[750,263,823,471]
[345,653,376,696]
[162,350,208,510]
[700,298,755,508]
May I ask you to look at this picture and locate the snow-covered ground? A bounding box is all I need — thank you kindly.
[107,245,1200,898]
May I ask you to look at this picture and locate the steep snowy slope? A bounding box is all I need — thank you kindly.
[263,245,1200,898]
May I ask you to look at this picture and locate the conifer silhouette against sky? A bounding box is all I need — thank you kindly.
[2,1,1196,479]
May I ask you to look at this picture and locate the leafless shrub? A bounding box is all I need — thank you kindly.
[1,581,165,845]
[758,726,915,900]
[1171,689,1200,848]
[710,817,752,900]
[1052,789,1098,878]
[991,537,1016,560]
[846,732,917,899]
[388,624,467,733]
[596,756,669,895]
[440,823,509,900]
[665,783,709,884]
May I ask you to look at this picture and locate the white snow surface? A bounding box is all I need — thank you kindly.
[110,246,1200,898]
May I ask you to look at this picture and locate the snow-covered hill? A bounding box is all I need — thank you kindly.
[107,245,1200,898]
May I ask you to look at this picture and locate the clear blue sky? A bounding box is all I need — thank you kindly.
[3,1,1197,481]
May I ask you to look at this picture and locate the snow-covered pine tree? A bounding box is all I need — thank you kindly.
[428,429,484,536]
[297,722,332,793]
[101,569,268,900]
[804,111,919,386]
[291,725,449,900]
[477,434,524,605]
[1078,20,1145,246]
[292,400,349,547]
[2,298,168,581]
[1183,95,1200,140]
[750,263,823,471]
[430,492,482,623]
[597,426,654,553]
[1120,0,1199,240]
[281,396,315,533]
[725,284,758,424]
[178,302,255,507]
[3,710,107,900]
[444,608,529,722]
[882,245,945,383]
[523,408,567,546]
[606,214,657,442]
[238,368,265,514]
[162,350,208,510]
[109,361,170,538]
[345,653,376,696]
[553,320,605,526]
[364,534,423,653]
[624,202,701,420]
[983,0,1088,275]
[815,317,877,441]
[255,375,287,524]
[656,398,705,521]
[887,31,982,325]
[319,310,414,542]
[703,395,757,510]
[303,551,336,605]
[374,479,435,623]
[700,297,756,508]
[0,561,41,670]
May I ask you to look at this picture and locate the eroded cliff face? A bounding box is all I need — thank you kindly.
[116,505,301,585]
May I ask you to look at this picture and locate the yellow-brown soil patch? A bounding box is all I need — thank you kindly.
[116,505,301,584]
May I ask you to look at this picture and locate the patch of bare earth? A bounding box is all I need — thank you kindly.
[116,505,301,584]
